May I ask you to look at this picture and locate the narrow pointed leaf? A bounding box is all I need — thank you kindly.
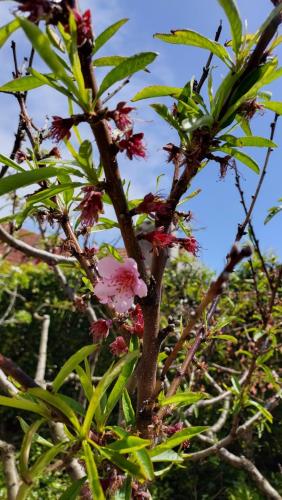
[0,396,49,418]
[219,135,277,148]
[0,74,52,93]
[150,427,208,456]
[0,153,25,173]
[93,56,128,67]
[0,166,82,197]
[262,101,282,115]
[217,0,242,54]
[154,30,232,66]
[52,344,97,392]
[0,19,20,48]
[106,436,150,454]
[28,388,81,430]
[97,52,158,97]
[93,19,129,54]
[132,85,182,101]
[160,392,208,407]
[133,449,154,481]
[83,441,105,500]
[82,351,139,437]
[215,146,260,173]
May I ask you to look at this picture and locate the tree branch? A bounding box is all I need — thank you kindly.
[34,313,50,385]
[0,441,20,500]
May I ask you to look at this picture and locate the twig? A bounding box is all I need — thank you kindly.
[218,449,282,500]
[235,114,279,242]
[102,78,130,105]
[160,245,252,384]
[196,21,222,93]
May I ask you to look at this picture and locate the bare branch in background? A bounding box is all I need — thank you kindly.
[0,441,19,500]
[34,313,50,385]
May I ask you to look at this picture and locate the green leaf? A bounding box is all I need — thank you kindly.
[0,74,52,93]
[159,392,208,407]
[132,85,182,102]
[217,0,242,54]
[52,344,97,392]
[248,401,273,423]
[19,419,44,481]
[154,30,232,66]
[0,153,25,173]
[151,103,186,140]
[93,19,129,54]
[133,449,154,481]
[100,352,138,427]
[82,351,139,437]
[97,52,158,98]
[28,388,81,431]
[18,18,78,99]
[150,427,208,457]
[262,101,282,115]
[0,395,49,418]
[264,204,282,224]
[209,334,238,343]
[0,19,20,48]
[177,189,201,206]
[219,134,277,148]
[122,389,136,426]
[93,56,128,67]
[106,436,150,454]
[0,166,82,197]
[151,450,184,463]
[83,441,105,500]
[59,477,87,500]
[215,146,260,173]
[27,182,83,205]
[76,365,94,402]
[99,447,145,479]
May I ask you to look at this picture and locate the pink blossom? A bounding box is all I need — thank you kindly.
[90,319,112,342]
[109,102,135,131]
[110,336,128,356]
[94,256,147,313]
[77,187,104,227]
[118,131,146,160]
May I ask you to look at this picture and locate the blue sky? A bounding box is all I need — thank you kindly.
[0,0,281,271]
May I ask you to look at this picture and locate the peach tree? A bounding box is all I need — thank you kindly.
[0,0,282,498]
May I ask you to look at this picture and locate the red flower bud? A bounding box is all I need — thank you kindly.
[110,336,128,356]
[90,319,112,342]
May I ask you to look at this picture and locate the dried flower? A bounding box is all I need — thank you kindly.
[50,116,74,142]
[90,319,112,342]
[18,0,52,22]
[77,187,104,227]
[238,99,264,121]
[110,336,128,356]
[166,422,184,436]
[135,193,172,218]
[94,256,147,313]
[178,236,199,256]
[118,131,146,160]
[124,304,144,337]
[108,102,135,131]
[139,227,177,253]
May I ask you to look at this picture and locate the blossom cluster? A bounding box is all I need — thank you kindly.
[107,102,146,160]
[139,227,199,256]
